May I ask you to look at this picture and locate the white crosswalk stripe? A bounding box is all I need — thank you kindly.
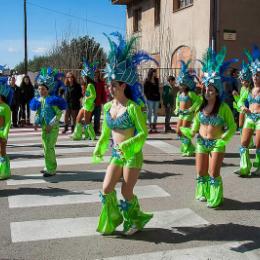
[8,185,170,208]
[9,147,94,156]
[9,135,72,142]
[8,140,95,147]
[146,140,179,154]
[10,208,208,243]
[10,156,110,169]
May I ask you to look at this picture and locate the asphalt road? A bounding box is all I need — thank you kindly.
[0,126,259,260]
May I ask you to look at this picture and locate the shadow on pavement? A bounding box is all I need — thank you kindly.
[217,198,260,210]
[115,223,260,252]
[0,187,86,197]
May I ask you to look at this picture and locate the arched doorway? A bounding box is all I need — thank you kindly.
[171,45,192,69]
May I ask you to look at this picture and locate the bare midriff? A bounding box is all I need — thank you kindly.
[112,128,135,146]
[249,103,260,114]
[199,124,223,140]
[179,100,192,110]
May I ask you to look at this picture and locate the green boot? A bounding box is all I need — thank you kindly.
[84,124,89,140]
[97,191,123,235]
[120,195,153,235]
[180,137,195,157]
[239,146,252,177]
[0,156,11,180]
[72,123,83,140]
[253,148,260,168]
[86,124,96,141]
[207,176,223,208]
[195,175,209,202]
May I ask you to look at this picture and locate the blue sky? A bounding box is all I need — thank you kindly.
[0,0,126,68]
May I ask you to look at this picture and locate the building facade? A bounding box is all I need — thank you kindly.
[112,0,260,74]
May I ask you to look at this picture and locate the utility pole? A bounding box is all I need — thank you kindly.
[24,0,28,75]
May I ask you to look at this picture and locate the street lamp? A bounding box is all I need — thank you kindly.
[24,0,28,75]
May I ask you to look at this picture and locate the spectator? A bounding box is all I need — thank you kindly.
[10,76,21,128]
[62,72,82,133]
[93,70,107,135]
[19,75,35,126]
[162,76,177,133]
[144,68,160,133]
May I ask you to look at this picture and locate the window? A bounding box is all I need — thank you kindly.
[173,0,193,12]
[154,0,160,26]
[133,8,142,32]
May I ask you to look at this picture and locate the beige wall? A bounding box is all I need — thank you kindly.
[126,0,160,55]
[160,0,211,69]
[125,0,211,73]
[218,0,260,65]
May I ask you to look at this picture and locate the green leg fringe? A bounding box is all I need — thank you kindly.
[84,124,89,140]
[180,137,195,157]
[86,124,96,141]
[253,148,260,168]
[72,123,83,140]
[97,191,123,235]
[120,195,153,235]
[239,146,252,177]
[207,176,223,208]
[0,156,11,180]
[195,175,210,202]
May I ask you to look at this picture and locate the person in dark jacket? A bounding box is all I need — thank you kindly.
[10,76,21,128]
[19,75,35,126]
[144,68,160,133]
[62,72,82,133]
[92,70,107,135]
[162,76,177,133]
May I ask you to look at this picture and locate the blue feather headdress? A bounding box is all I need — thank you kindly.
[36,67,60,95]
[103,32,158,104]
[0,76,13,105]
[239,60,252,82]
[245,45,260,75]
[200,47,238,99]
[176,60,196,90]
[81,59,98,80]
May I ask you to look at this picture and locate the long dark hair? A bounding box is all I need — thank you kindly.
[65,72,78,86]
[200,87,221,115]
[145,68,158,83]
[118,81,133,101]
[20,75,33,88]
[85,76,95,85]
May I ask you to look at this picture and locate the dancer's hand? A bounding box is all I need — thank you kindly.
[242,107,251,114]
[232,90,239,97]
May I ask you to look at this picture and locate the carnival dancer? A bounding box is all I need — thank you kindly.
[237,45,260,177]
[0,75,13,180]
[175,60,202,157]
[181,47,237,208]
[72,60,96,141]
[30,68,67,177]
[233,60,254,175]
[92,32,157,235]
[233,60,254,142]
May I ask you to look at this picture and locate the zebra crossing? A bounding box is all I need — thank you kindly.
[2,127,258,260]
